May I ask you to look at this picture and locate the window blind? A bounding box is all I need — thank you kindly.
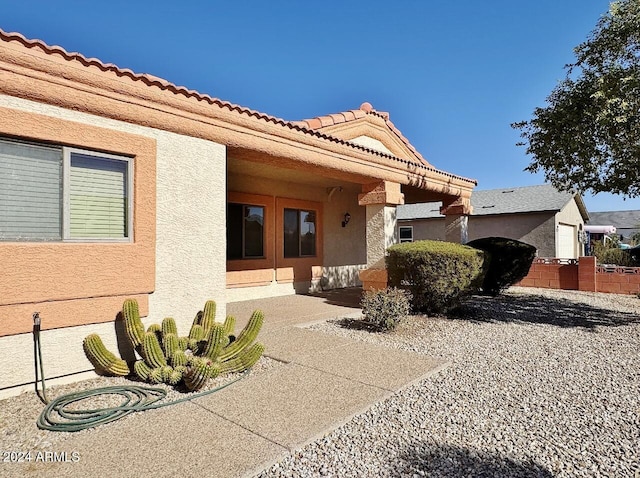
[0,139,62,240]
[69,153,128,239]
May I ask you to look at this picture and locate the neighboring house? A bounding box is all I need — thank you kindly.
[587,210,640,244]
[397,184,589,258]
[0,30,476,396]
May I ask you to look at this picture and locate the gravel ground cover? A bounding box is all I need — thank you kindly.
[260,287,640,478]
[0,356,280,452]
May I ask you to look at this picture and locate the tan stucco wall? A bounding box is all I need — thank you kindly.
[151,134,226,327]
[322,184,367,288]
[399,211,558,256]
[556,200,584,227]
[364,205,398,269]
[385,207,399,249]
[0,95,227,395]
[0,313,159,400]
[468,213,556,256]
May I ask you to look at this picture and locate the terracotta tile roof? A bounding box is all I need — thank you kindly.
[0,30,293,125]
[293,102,430,166]
[0,29,476,186]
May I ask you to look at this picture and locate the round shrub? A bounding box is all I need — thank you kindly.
[467,237,537,296]
[361,287,411,331]
[386,240,487,314]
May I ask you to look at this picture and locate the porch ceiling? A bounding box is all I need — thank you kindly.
[228,147,372,187]
[402,184,462,204]
[228,146,475,204]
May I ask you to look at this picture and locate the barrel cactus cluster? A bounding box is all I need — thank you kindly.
[83,299,264,391]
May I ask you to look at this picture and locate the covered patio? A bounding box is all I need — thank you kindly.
[225,103,476,301]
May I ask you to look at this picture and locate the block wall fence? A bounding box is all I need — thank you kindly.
[517,256,640,295]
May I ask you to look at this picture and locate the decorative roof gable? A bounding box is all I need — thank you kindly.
[293,102,431,167]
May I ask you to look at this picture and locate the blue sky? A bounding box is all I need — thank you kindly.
[2,0,637,212]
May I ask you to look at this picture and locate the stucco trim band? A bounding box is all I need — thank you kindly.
[0,294,149,337]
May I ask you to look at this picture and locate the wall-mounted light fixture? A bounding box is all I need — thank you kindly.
[342,212,351,228]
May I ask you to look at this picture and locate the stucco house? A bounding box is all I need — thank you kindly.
[0,30,476,396]
[397,184,589,258]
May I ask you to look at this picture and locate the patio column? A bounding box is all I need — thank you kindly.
[357,181,404,290]
[441,196,472,244]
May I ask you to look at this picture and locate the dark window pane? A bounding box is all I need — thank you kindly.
[300,210,316,256]
[399,227,413,239]
[284,208,299,258]
[227,203,243,260]
[244,206,264,257]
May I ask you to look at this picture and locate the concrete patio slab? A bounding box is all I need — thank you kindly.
[294,340,450,392]
[228,290,361,330]
[259,326,353,363]
[8,401,286,478]
[194,363,389,451]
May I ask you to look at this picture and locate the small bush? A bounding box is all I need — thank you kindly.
[467,237,537,296]
[361,287,411,331]
[592,236,620,263]
[598,248,638,267]
[386,240,487,314]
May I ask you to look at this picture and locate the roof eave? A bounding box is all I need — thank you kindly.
[573,193,590,221]
[0,29,476,195]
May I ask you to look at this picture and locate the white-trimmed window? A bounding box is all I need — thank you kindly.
[399,225,413,243]
[0,138,133,242]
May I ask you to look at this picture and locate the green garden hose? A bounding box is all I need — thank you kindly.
[33,315,249,433]
[32,313,49,405]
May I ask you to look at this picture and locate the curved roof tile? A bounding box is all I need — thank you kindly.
[294,102,430,165]
[0,29,476,185]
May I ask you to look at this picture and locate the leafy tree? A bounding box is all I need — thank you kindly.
[513,0,640,197]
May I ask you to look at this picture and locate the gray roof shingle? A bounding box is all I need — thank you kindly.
[587,210,640,229]
[398,184,585,220]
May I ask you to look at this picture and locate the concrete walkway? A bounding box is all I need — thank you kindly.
[16,290,447,478]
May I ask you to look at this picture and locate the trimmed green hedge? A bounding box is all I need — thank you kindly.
[386,240,487,314]
[467,237,537,296]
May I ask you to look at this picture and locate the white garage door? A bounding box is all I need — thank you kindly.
[557,224,577,258]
